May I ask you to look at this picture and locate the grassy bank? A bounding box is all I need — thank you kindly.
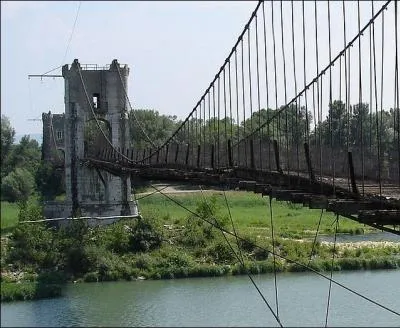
[1,282,62,302]
[1,189,399,302]
[137,190,373,238]
[1,201,19,235]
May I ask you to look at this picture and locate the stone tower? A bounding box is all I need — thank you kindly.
[44,59,137,222]
[41,111,65,164]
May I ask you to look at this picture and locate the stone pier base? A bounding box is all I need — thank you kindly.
[43,201,139,228]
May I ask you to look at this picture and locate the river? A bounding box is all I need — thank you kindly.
[1,269,399,327]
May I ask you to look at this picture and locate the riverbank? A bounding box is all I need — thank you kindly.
[1,188,399,302]
[1,282,61,302]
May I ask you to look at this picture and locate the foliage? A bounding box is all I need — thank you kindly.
[2,135,41,178]
[1,201,19,234]
[1,281,62,302]
[206,239,236,263]
[7,223,58,270]
[35,162,64,200]
[57,221,90,274]
[179,196,228,247]
[315,101,398,154]
[18,198,44,222]
[128,216,163,252]
[128,109,180,149]
[0,119,41,203]
[1,168,35,202]
[84,120,110,156]
[1,188,399,301]
[1,115,15,167]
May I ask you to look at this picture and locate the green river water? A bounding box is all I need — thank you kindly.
[1,269,399,327]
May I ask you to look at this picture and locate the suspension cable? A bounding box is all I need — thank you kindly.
[269,194,280,319]
[116,67,158,149]
[308,208,324,265]
[241,0,391,143]
[142,1,264,162]
[324,214,339,327]
[76,64,138,164]
[147,183,400,318]
[199,187,283,327]
[61,1,82,65]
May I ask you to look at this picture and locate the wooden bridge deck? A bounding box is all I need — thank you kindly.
[84,158,400,235]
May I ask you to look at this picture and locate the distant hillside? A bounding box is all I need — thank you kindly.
[14,133,43,145]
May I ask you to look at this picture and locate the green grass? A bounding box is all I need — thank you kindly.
[137,190,373,239]
[1,201,19,235]
[1,192,398,302]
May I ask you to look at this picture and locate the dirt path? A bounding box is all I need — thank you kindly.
[134,183,223,197]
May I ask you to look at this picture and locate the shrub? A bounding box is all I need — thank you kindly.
[1,168,35,202]
[261,259,284,273]
[206,240,236,263]
[35,162,64,200]
[252,246,270,261]
[190,264,227,277]
[287,263,309,272]
[237,234,256,253]
[104,222,131,254]
[58,221,90,275]
[337,258,364,271]
[135,253,153,270]
[8,223,59,269]
[83,272,99,282]
[129,216,163,252]
[1,282,61,302]
[179,217,209,247]
[37,271,67,284]
[18,199,44,222]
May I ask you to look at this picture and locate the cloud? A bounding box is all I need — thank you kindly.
[1,1,46,20]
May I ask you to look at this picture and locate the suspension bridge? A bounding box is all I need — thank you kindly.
[59,0,400,235]
[25,0,400,326]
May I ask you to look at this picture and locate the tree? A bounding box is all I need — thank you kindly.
[1,167,35,202]
[1,115,15,168]
[128,109,180,149]
[242,105,311,146]
[319,100,349,148]
[84,119,110,156]
[2,135,41,178]
[35,162,65,200]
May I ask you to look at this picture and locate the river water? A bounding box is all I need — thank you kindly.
[2,269,399,327]
[318,231,400,243]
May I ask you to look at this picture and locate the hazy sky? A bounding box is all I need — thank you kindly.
[1,1,395,137]
[1,1,256,135]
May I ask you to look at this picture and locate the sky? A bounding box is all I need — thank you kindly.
[1,1,396,138]
[1,1,257,136]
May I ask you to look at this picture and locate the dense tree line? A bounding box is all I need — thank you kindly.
[128,103,398,155]
[1,102,397,200]
[316,101,398,155]
[1,115,63,203]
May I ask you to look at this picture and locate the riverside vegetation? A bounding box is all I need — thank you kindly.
[1,189,400,302]
[1,112,399,302]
